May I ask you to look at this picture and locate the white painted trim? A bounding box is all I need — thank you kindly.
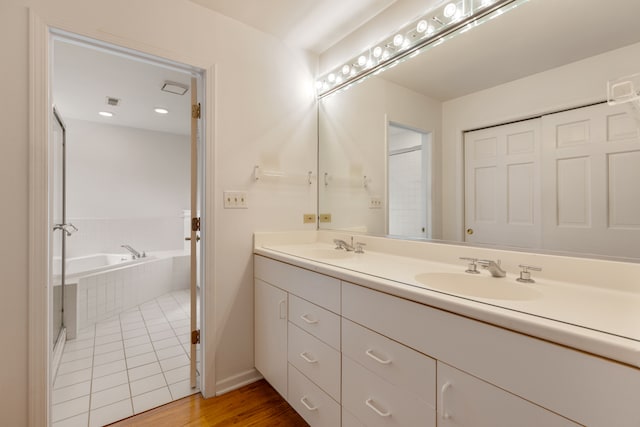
[28,10,51,427]
[28,11,217,424]
[215,369,263,396]
[51,328,66,382]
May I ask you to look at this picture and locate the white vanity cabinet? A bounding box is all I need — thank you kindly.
[254,255,342,426]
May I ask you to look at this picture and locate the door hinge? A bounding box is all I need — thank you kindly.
[191,217,201,232]
[191,329,201,345]
[192,103,201,119]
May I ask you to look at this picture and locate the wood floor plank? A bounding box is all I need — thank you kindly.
[109,380,308,426]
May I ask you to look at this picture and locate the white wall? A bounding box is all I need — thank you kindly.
[0,0,317,424]
[441,41,640,241]
[65,119,189,257]
[319,75,442,236]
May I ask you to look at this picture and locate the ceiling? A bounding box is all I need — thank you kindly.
[380,0,640,101]
[53,40,193,135]
[189,0,398,53]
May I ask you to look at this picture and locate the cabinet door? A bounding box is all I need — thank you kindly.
[255,279,288,399]
[437,363,579,427]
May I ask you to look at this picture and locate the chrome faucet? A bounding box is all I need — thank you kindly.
[477,259,507,277]
[333,238,355,252]
[121,245,142,259]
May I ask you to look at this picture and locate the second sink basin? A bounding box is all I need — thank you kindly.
[295,248,356,260]
[414,272,541,301]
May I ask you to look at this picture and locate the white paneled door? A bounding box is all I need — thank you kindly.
[464,118,541,248]
[465,102,640,257]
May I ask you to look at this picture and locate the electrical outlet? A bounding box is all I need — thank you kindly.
[303,214,316,224]
[319,213,332,223]
[223,191,248,209]
[369,196,383,209]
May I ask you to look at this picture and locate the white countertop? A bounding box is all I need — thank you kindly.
[254,239,640,369]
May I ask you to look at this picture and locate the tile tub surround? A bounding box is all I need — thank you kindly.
[254,231,640,368]
[52,290,200,427]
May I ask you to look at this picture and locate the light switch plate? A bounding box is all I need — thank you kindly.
[303,214,316,224]
[223,191,248,209]
[319,213,332,223]
[369,196,383,209]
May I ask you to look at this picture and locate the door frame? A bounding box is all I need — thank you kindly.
[28,10,217,426]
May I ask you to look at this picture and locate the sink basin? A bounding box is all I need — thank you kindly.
[414,272,541,301]
[295,248,356,260]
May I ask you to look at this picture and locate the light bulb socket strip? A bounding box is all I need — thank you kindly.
[316,0,526,98]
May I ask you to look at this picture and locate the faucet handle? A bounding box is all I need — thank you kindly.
[459,257,480,274]
[333,239,344,250]
[354,242,366,254]
[516,264,542,283]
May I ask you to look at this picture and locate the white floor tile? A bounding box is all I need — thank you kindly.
[155,345,186,361]
[168,379,199,401]
[93,349,125,367]
[91,370,128,393]
[130,373,167,397]
[54,368,92,389]
[152,336,180,350]
[94,332,122,346]
[88,398,133,427]
[124,335,151,348]
[92,359,126,379]
[145,318,170,328]
[127,351,157,369]
[172,325,190,336]
[125,342,154,358]
[163,365,190,385]
[132,387,172,414]
[57,357,93,376]
[63,338,94,352]
[61,347,93,363]
[52,395,90,422]
[170,318,190,328]
[76,328,95,340]
[128,361,162,382]
[122,327,148,340]
[52,412,88,427]
[52,381,91,405]
[94,340,123,355]
[91,383,131,410]
[95,325,121,337]
[159,354,190,372]
[122,321,145,332]
[150,329,175,342]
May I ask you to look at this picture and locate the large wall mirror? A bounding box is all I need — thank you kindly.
[318,0,640,260]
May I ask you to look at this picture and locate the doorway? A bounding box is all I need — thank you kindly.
[49,33,205,427]
[387,123,432,239]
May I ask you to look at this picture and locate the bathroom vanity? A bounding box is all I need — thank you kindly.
[254,231,640,427]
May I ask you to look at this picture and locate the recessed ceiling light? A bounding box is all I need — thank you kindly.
[98,111,113,117]
[154,108,169,114]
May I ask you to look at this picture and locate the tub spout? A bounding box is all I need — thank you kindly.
[121,245,142,259]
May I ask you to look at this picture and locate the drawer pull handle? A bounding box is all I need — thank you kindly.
[300,396,318,411]
[441,381,452,420]
[299,352,318,364]
[365,349,392,365]
[300,314,318,324]
[278,299,286,319]
[365,398,391,417]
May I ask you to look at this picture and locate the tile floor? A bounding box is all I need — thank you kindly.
[52,290,200,427]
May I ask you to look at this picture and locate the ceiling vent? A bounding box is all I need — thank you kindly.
[161,81,189,96]
[106,96,120,106]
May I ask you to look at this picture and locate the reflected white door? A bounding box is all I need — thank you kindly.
[541,102,640,257]
[464,119,541,248]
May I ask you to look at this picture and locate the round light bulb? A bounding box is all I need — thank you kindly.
[328,73,336,83]
[402,39,410,49]
[342,64,351,75]
[444,3,457,18]
[315,81,323,90]
[382,50,390,60]
[393,34,404,47]
[336,75,343,84]
[426,25,435,35]
[357,55,367,66]
[416,20,428,33]
[98,111,113,117]
[373,46,382,58]
[154,108,169,114]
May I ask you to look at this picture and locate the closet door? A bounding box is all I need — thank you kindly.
[541,102,640,257]
[464,118,541,248]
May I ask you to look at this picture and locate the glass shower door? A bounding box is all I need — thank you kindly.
[51,107,66,350]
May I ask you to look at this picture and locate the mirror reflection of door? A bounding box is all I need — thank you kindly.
[387,123,432,239]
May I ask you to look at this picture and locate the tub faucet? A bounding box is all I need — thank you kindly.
[121,245,142,259]
[477,259,506,277]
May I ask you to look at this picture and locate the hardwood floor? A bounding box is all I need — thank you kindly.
[109,380,309,426]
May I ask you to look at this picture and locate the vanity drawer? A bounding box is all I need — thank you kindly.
[342,318,435,403]
[342,355,436,427]
[288,364,340,427]
[255,255,340,313]
[288,322,341,401]
[290,294,340,350]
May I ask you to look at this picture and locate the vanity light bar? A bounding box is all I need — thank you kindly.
[316,0,527,98]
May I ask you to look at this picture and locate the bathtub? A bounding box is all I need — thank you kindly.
[61,251,189,339]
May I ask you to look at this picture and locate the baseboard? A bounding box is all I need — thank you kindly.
[215,368,263,396]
